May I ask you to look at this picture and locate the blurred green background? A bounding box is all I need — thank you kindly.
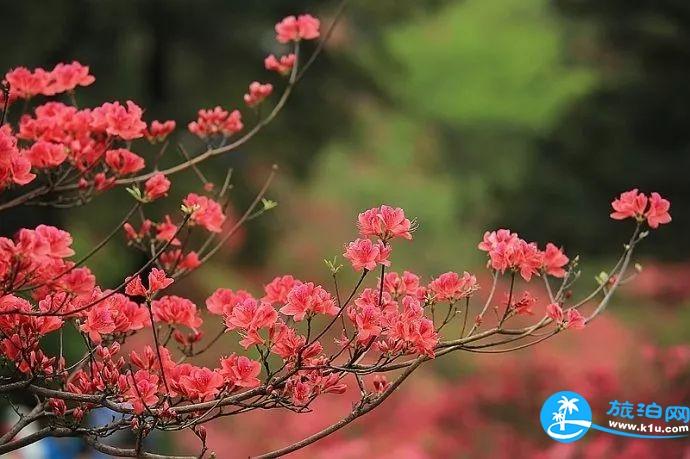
[1,0,689,456]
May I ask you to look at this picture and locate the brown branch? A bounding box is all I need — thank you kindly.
[254,356,424,458]
[0,426,77,455]
[84,435,196,459]
[0,402,44,444]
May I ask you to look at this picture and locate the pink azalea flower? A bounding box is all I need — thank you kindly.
[80,305,116,343]
[357,205,413,241]
[546,303,564,323]
[178,366,224,402]
[224,298,278,341]
[91,101,147,140]
[280,282,338,321]
[126,370,159,414]
[93,172,115,191]
[46,61,95,95]
[155,215,180,246]
[352,304,383,343]
[610,188,648,221]
[383,271,421,298]
[34,225,75,258]
[10,153,35,186]
[125,275,147,297]
[144,173,171,201]
[514,240,543,282]
[343,238,390,272]
[508,291,537,316]
[0,127,37,190]
[178,251,201,271]
[542,243,569,278]
[108,294,149,333]
[477,229,518,252]
[146,120,175,142]
[645,192,671,229]
[428,271,478,302]
[269,322,321,361]
[4,66,52,99]
[416,318,439,357]
[275,14,320,43]
[25,141,67,169]
[354,288,397,316]
[151,295,203,331]
[105,148,145,175]
[188,107,243,138]
[148,268,174,293]
[205,288,253,316]
[610,189,671,229]
[183,193,226,233]
[565,309,586,330]
[264,54,296,75]
[479,230,544,281]
[243,82,273,107]
[218,354,261,388]
[263,275,301,304]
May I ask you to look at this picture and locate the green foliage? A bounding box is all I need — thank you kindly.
[370,0,595,129]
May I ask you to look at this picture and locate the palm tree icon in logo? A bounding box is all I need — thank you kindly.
[541,391,592,443]
[554,396,579,431]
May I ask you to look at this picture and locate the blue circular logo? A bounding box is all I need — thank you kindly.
[540,391,592,443]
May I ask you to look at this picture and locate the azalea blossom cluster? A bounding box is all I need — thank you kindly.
[0,8,675,458]
[0,224,92,297]
[187,14,321,141]
[478,231,569,281]
[3,61,95,101]
[2,77,168,195]
[610,188,672,228]
[0,12,321,211]
[0,207,461,424]
[0,174,673,458]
